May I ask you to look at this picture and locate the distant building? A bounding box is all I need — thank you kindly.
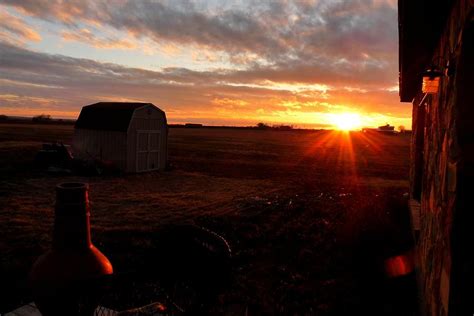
[377,124,394,131]
[361,124,397,134]
[399,1,473,315]
[73,102,168,173]
[377,124,397,134]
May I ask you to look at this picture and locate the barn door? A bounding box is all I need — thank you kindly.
[148,132,161,170]
[136,131,161,172]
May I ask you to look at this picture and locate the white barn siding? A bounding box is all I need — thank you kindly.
[73,129,127,170]
[127,105,168,172]
[73,102,167,173]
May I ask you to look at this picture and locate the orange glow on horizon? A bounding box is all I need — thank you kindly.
[328,113,363,131]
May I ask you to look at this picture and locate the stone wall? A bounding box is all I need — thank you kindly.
[411,1,473,315]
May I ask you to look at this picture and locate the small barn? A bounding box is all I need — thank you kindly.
[73,102,168,173]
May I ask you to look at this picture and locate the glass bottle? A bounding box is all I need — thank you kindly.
[30,182,113,316]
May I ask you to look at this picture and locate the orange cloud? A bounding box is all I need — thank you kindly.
[212,98,249,108]
[61,28,136,50]
[0,10,41,45]
[0,94,60,110]
[0,25,411,126]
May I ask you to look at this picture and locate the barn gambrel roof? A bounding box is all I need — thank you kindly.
[75,102,165,132]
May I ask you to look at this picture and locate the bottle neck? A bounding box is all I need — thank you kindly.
[52,183,92,250]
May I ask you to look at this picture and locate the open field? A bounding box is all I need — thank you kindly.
[0,123,416,315]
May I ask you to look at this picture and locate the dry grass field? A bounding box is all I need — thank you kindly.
[0,123,417,315]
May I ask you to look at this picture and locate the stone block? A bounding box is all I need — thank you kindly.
[447,162,457,193]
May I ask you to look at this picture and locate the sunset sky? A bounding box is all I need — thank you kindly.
[0,0,410,129]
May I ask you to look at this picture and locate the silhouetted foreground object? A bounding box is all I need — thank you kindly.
[35,142,73,169]
[152,224,232,313]
[29,183,113,316]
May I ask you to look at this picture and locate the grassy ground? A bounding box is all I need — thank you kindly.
[0,123,417,315]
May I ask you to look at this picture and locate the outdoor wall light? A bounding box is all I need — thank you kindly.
[421,67,443,94]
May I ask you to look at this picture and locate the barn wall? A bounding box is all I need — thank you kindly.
[73,129,127,170]
[127,105,168,172]
[411,2,473,315]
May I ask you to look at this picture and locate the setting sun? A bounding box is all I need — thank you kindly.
[329,113,363,131]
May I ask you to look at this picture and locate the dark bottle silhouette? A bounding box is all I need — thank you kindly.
[30,182,113,316]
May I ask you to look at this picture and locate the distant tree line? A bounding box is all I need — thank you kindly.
[0,114,74,125]
[169,122,296,131]
[256,122,294,131]
[32,114,52,122]
[1,113,54,122]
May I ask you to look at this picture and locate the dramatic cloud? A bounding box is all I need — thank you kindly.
[0,42,408,127]
[0,10,41,45]
[0,0,409,128]
[61,28,136,50]
[2,0,398,63]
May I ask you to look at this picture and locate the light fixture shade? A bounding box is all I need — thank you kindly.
[421,67,443,94]
[422,76,440,94]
